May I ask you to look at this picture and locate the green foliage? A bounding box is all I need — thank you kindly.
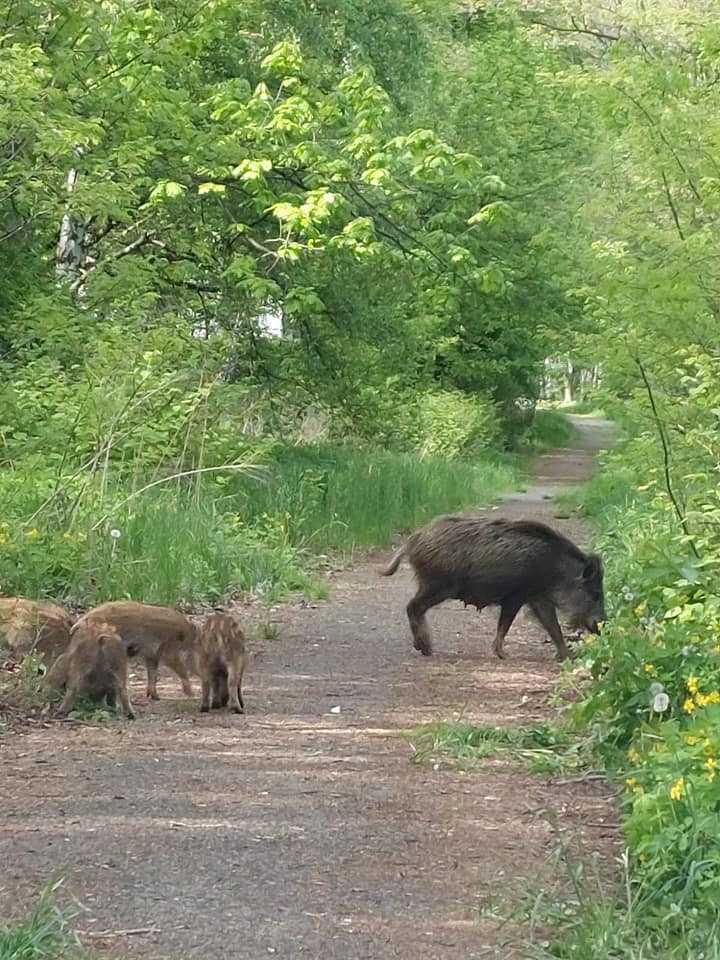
[408,721,587,775]
[524,410,576,450]
[0,445,519,605]
[531,859,720,959]
[568,426,720,929]
[0,883,82,960]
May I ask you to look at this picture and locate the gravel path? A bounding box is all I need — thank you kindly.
[0,416,619,959]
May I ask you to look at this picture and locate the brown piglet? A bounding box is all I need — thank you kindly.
[72,601,196,700]
[46,621,134,719]
[195,613,248,714]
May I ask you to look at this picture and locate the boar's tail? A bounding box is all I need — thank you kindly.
[381,545,405,576]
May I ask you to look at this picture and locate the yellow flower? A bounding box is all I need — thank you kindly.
[694,692,720,707]
[626,777,637,787]
[687,675,699,695]
[683,697,696,714]
[644,663,655,674]
[670,777,685,801]
[0,533,6,545]
[628,747,640,763]
[63,531,74,540]
[685,735,699,746]
[25,528,39,541]
[634,602,647,616]
[704,757,717,772]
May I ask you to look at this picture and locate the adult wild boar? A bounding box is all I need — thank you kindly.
[72,601,195,700]
[382,516,605,661]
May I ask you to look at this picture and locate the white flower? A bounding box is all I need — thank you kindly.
[109,528,122,540]
[649,681,665,697]
[652,692,670,713]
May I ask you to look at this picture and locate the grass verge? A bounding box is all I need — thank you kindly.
[0,883,85,960]
[407,720,592,776]
[540,431,720,953]
[0,443,521,606]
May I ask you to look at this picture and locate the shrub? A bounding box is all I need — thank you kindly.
[570,434,720,927]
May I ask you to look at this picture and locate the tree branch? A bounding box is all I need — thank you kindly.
[633,352,699,557]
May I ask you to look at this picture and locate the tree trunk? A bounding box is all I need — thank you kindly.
[56,153,85,283]
[563,360,574,404]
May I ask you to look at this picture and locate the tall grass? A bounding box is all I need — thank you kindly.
[0,443,521,606]
[524,409,577,449]
[0,884,81,960]
[227,443,520,551]
[530,867,720,959]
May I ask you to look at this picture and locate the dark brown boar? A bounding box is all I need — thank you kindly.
[194,613,248,714]
[382,515,605,661]
[46,622,134,719]
[72,601,195,700]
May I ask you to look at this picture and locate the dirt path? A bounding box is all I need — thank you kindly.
[1,416,619,959]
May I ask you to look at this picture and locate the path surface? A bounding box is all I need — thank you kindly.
[1,416,619,959]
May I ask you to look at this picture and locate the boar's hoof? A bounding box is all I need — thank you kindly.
[413,639,433,656]
[200,703,210,713]
[231,706,244,715]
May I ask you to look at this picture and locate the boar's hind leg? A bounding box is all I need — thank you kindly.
[56,685,78,718]
[406,583,458,656]
[492,596,524,659]
[227,663,244,715]
[528,599,570,661]
[200,674,211,712]
[163,646,194,698]
[117,684,136,720]
[211,671,228,709]
[145,656,161,700]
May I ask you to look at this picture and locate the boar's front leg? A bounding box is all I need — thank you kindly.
[528,599,570,661]
[492,595,524,659]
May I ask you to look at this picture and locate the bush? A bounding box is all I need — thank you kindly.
[569,435,720,929]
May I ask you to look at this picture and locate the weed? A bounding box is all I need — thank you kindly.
[0,881,84,960]
[407,721,590,775]
[257,620,282,642]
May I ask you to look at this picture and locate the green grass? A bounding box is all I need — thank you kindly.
[0,442,522,606]
[408,721,590,775]
[529,866,720,959]
[552,399,607,417]
[524,410,577,450]
[225,442,520,551]
[0,884,84,960]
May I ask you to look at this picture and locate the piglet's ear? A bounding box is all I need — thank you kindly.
[582,554,603,580]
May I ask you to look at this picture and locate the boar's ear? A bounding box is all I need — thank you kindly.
[582,554,603,580]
